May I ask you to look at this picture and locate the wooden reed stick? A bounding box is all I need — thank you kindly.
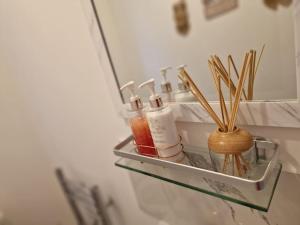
[215,55,242,99]
[210,64,225,126]
[228,53,250,131]
[178,69,226,131]
[252,51,256,97]
[254,44,265,78]
[208,61,229,129]
[178,71,219,124]
[211,57,237,97]
[247,51,254,100]
[228,55,247,100]
[184,81,225,131]
[214,56,228,77]
[228,56,233,113]
[218,75,229,128]
[235,154,243,176]
[250,50,257,100]
[253,50,257,77]
[213,60,237,95]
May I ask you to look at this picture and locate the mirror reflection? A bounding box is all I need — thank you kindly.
[94,0,296,102]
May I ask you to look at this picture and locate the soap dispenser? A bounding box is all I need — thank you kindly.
[139,79,185,162]
[160,66,174,102]
[120,81,157,157]
[174,65,196,102]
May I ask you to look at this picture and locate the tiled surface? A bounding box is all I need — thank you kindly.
[172,101,300,128]
[130,171,300,225]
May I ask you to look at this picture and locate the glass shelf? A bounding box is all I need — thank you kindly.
[114,137,282,212]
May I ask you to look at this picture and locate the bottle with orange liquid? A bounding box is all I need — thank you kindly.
[120,81,157,157]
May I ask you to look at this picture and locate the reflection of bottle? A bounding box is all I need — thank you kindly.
[120,81,157,157]
[139,79,184,162]
[160,66,174,103]
[174,65,196,102]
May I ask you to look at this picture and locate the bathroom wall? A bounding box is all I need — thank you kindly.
[0,52,76,224]
[0,0,157,225]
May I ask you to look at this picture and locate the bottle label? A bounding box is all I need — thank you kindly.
[147,108,182,157]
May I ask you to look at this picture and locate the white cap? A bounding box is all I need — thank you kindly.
[120,81,143,111]
[160,66,172,93]
[139,79,163,108]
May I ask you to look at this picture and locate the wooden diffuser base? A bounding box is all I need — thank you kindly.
[208,128,253,176]
[208,128,253,154]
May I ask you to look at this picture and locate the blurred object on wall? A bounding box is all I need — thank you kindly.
[0,211,11,225]
[263,0,292,10]
[173,0,190,35]
[56,168,113,225]
[203,0,238,19]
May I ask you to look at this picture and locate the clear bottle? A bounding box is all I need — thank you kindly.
[120,81,157,157]
[160,66,174,103]
[139,79,185,162]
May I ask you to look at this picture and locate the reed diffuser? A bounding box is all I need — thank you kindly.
[178,47,264,176]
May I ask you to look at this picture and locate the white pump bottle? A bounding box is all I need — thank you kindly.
[139,79,184,162]
[160,66,174,103]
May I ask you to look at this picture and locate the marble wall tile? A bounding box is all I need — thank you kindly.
[130,171,300,225]
[171,101,300,128]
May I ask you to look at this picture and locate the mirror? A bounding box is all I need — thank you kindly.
[93,0,296,102]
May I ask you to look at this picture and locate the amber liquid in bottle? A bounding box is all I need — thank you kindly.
[129,115,157,157]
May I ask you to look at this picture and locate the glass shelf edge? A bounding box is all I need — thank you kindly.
[115,158,282,212]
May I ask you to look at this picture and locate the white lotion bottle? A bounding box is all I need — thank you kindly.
[160,66,174,103]
[174,65,197,102]
[139,79,184,162]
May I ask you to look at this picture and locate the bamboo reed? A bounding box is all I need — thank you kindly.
[229,55,247,100]
[228,56,233,112]
[211,57,237,97]
[247,51,254,100]
[228,53,250,131]
[208,61,229,129]
[255,44,265,78]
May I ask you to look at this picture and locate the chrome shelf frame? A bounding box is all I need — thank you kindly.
[114,136,279,191]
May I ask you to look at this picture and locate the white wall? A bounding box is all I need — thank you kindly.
[0,51,76,224]
[95,0,296,101]
[0,0,157,225]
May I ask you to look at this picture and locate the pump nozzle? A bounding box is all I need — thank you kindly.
[120,81,138,101]
[177,64,190,90]
[138,79,156,96]
[120,81,143,111]
[139,79,163,108]
[160,66,172,93]
[177,64,187,71]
